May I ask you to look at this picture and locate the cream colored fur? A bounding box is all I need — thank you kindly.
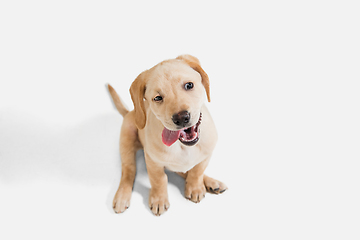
[108,55,227,216]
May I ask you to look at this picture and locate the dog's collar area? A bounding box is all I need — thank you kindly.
[162,113,202,147]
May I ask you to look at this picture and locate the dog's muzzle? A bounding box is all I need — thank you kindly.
[162,113,202,147]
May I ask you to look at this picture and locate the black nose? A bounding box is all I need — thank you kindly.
[172,111,190,127]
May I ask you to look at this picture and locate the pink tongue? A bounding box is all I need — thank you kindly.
[162,128,181,146]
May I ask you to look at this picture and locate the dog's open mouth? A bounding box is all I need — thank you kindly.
[162,113,202,147]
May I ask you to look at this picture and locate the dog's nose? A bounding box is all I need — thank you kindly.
[172,111,190,127]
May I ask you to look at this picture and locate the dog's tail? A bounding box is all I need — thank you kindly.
[107,84,129,117]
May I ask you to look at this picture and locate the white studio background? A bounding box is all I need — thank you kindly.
[1,1,359,239]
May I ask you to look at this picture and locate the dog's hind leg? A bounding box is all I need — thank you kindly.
[176,162,228,203]
[113,112,141,214]
[203,175,228,194]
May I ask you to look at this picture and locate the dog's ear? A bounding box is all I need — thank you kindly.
[130,71,147,129]
[176,55,211,102]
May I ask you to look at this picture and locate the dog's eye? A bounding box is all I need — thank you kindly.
[184,82,194,90]
[153,96,163,102]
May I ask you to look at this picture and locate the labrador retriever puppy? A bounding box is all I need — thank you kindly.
[108,55,227,216]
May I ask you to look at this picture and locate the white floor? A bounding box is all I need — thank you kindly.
[1,1,359,239]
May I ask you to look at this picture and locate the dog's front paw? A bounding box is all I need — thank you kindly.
[149,190,170,216]
[113,187,132,214]
[185,181,206,203]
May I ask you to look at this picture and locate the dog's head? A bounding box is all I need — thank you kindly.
[130,55,210,146]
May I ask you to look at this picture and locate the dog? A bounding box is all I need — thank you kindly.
[108,55,227,216]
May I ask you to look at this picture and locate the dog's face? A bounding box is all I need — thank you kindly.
[145,61,204,131]
[130,55,210,146]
